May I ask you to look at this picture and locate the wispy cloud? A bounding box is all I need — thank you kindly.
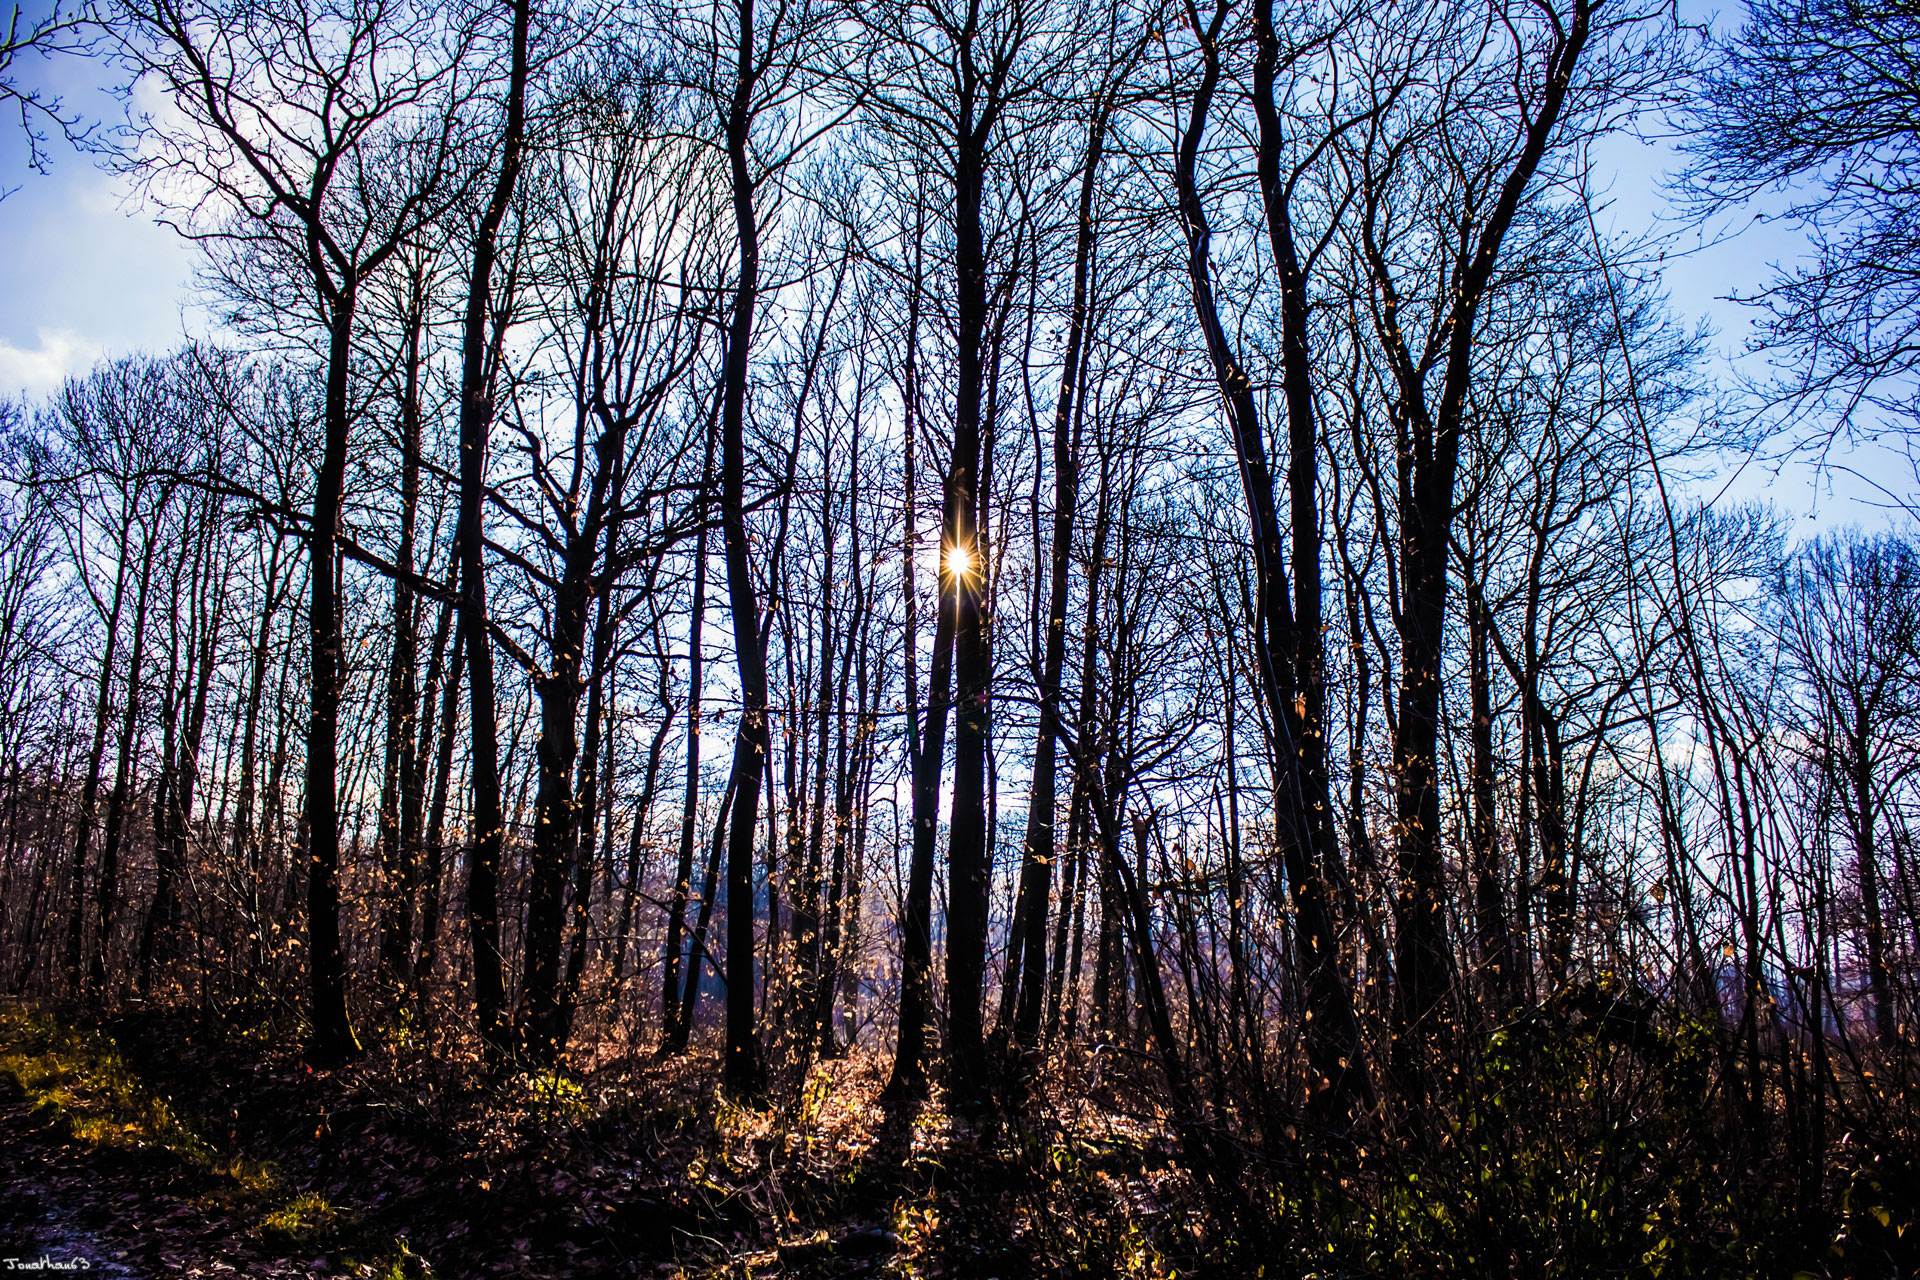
[0,328,100,401]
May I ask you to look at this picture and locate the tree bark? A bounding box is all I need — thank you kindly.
[942,45,1000,1113]
[66,504,133,991]
[1466,569,1513,1007]
[1374,0,1592,1093]
[887,204,952,1103]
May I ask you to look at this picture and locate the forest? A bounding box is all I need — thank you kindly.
[0,0,1917,1272]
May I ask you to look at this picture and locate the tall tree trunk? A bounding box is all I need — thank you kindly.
[609,660,675,998]
[232,538,289,990]
[1263,0,1370,1112]
[670,774,736,1053]
[814,412,869,1054]
[140,498,221,992]
[717,0,768,1098]
[1045,780,1087,1039]
[305,288,363,1060]
[887,203,952,1103]
[1175,0,1369,1118]
[1076,462,1114,1036]
[456,0,531,1066]
[414,600,462,996]
[138,520,188,995]
[521,540,596,1064]
[793,476,837,1046]
[557,587,622,1047]
[1851,729,1895,1045]
[95,510,163,993]
[1467,572,1512,1008]
[1373,0,1590,1095]
[942,59,997,1113]
[1532,706,1572,982]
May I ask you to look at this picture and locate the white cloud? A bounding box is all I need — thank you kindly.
[0,329,101,402]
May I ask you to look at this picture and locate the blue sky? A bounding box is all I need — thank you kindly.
[1583,120,1917,528]
[0,20,195,398]
[0,3,1910,528]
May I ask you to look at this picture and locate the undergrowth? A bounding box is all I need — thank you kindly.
[3,995,1918,1278]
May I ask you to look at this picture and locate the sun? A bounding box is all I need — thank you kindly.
[944,543,973,577]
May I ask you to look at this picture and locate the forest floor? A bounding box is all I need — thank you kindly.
[0,1000,1203,1279]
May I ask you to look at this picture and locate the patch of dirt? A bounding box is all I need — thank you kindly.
[0,1075,309,1277]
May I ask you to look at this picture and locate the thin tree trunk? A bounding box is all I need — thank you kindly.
[67,505,134,990]
[887,201,950,1103]
[1851,734,1894,1044]
[1007,109,1104,1051]
[140,497,221,991]
[1379,0,1592,1095]
[414,603,462,996]
[609,662,675,998]
[93,512,159,993]
[557,587,622,1047]
[1175,0,1368,1117]
[378,275,428,997]
[662,504,710,1040]
[1467,573,1512,1008]
[671,773,736,1053]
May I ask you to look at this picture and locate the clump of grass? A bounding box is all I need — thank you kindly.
[262,1194,427,1278]
[260,1191,343,1249]
[259,1192,425,1277]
